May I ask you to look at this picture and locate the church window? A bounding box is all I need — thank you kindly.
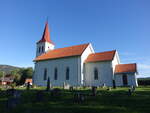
[42,46,44,52]
[44,68,47,80]
[39,47,41,53]
[94,68,98,80]
[54,68,58,80]
[66,67,69,80]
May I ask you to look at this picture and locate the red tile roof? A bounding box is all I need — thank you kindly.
[85,50,116,63]
[34,43,89,61]
[37,22,54,44]
[115,63,137,74]
[25,79,32,83]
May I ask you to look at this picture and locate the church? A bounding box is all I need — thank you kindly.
[33,22,138,87]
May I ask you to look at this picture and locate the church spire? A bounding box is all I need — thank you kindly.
[36,21,55,57]
[37,21,54,44]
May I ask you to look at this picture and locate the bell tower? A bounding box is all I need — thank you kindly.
[36,22,55,57]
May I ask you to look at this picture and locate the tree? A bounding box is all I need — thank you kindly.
[0,71,4,78]
[19,67,33,85]
[10,69,21,85]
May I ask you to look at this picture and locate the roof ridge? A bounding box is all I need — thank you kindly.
[93,50,116,54]
[34,43,90,61]
[117,63,136,65]
[47,43,89,51]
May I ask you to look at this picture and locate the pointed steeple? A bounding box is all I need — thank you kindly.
[36,21,55,57]
[37,21,54,44]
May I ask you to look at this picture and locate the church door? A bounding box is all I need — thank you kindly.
[122,74,128,86]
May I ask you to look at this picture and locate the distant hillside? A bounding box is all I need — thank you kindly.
[0,65,21,74]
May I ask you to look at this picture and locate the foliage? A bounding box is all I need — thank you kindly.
[0,71,4,78]
[138,79,150,85]
[11,69,21,84]
[10,67,33,85]
[19,67,33,85]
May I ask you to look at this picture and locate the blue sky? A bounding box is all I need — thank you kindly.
[0,0,150,77]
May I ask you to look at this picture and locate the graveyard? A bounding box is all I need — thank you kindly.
[0,86,150,113]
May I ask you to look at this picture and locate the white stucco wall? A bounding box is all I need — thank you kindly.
[80,44,94,85]
[33,56,81,86]
[115,73,138,87]
[112,51,120,73]
[84,61,113,87]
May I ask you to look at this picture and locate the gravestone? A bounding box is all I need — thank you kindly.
[107,87,111,91]
[102,83,106,88]
[6,90,22,110]
[73,93,85,103]
[6,97,21,109]
[51,88,61,97]
[35,91,44,102]
[131,85,135,92]
[128,86,135,96]
[13,90,22,98]
[63,82,70,90]
[69,86,74,91]
[128,89,132,96]
[46,77,50,91]
[113,80,116,89]
[6,88,15,97]
[92,86,97,96]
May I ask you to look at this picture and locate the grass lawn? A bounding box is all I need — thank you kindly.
[0,86,150,113]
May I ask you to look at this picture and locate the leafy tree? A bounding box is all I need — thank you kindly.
[19,67,33,85]
[0,71,4,78]
[10,69,21,85]
[10,67,33,85]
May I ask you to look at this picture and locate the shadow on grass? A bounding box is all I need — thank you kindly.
[0,87,150,113]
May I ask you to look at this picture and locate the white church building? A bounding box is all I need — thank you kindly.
[33,22,138,87]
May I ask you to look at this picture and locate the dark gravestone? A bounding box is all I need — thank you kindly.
[13,90,22,98]
[92,86,97,96]
[107,87,111,91]
[128,89,132,96]
[6,88,15,97]
[69,86,73,91]
[73,93,85,103]
[6,91,22,110]
[113,80,116,89]
[35,91,44,102]
[6,97,21,109]
[51,88,61,97]
[46,77,50,91]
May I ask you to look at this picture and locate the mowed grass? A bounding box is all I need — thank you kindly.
[0,86,150,113]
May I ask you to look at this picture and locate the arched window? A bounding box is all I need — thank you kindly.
[94,68,98,80]
[42,46,44,52]
[39,47,41,53]
[66,67,69,80]
[44,68,47,80]
[54,68,58,80]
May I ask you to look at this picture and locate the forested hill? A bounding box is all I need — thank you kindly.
[0,65,21,74]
